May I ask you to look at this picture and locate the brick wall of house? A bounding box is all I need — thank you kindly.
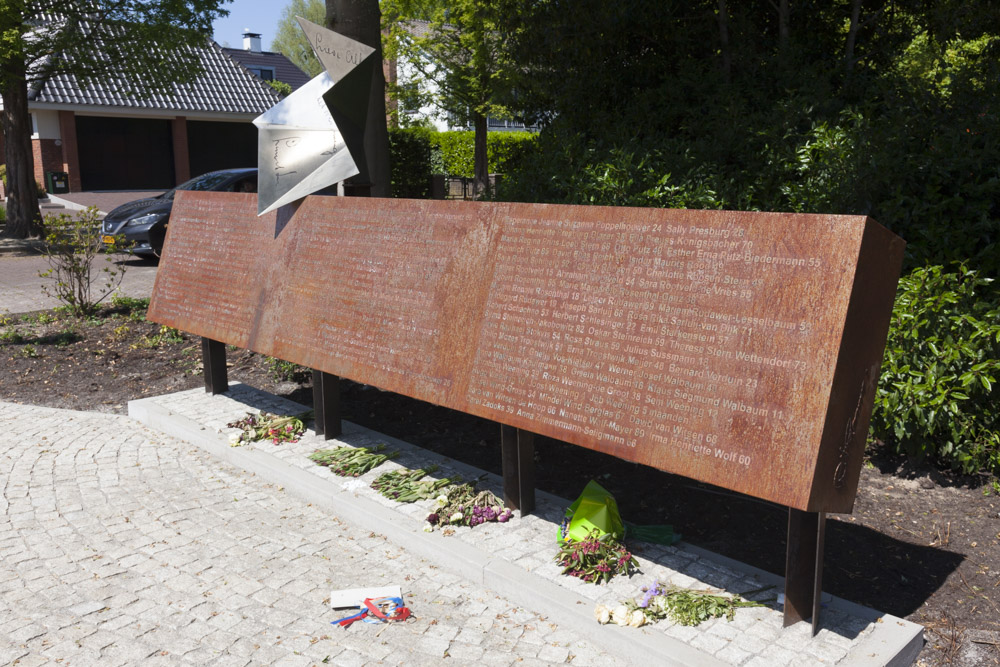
[58,111,82,192]
[32,138,63,192]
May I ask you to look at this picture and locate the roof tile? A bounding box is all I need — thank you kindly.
[221,48,311,92]
[30,27,281,115]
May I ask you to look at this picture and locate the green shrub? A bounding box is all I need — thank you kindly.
[389,126,435,198]
[266,356,309,383]
[488,131,537,178]
[498,127,722,209]
[267,79,292,97]
[428,130,537,178]
[871,264,1000,474]
[389,129,538,194]
[39,207,126,317]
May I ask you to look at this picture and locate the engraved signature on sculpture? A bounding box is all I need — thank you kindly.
[834,365,874,488]
[272,137,300,185]
[309,32,361,65]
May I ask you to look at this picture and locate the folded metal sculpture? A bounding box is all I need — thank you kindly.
[254,17,376,216]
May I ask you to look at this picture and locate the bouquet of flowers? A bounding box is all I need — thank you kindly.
[423,482,513,532]
[308,445,397,476]
[594,582,769,627]
[555,529,638,584]
[226,410,310,445]
[371,466,460,502]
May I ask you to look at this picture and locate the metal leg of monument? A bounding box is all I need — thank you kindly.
[312,370,341,439]
[784,508,826,635]
[500,425,535,515]
[201,337,227,394]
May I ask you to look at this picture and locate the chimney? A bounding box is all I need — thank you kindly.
[243,30,262,52]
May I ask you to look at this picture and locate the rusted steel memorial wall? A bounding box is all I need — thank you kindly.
[149,192,904,514]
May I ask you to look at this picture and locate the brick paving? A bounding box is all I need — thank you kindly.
[0,401,626,666]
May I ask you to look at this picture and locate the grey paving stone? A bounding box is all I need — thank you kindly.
[537,643,572,662]
[445,641,485,661]
[67,600,107,617]
[716,644,753,665]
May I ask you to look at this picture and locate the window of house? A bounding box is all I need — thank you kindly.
[247,66,275,81]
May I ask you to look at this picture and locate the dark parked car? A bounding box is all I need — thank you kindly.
[101,168,257,257]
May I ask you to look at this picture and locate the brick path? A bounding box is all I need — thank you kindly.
[0,402,624,666]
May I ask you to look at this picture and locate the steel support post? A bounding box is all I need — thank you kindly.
[501,425,535,515]
[312,370,341,439]
[784,508,826,635]
[201,337,228,394]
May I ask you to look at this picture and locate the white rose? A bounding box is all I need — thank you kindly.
[228,433,242,446]
[628,610,646,627]
[594,605,611,624]
[434,494,449,508]
[611,605,630,626]
[422,522,434,533]
[450,512,464,523]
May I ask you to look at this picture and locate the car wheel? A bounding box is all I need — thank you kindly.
[149,225,167,258]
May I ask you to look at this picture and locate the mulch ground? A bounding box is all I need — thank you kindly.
[2,302,998,666]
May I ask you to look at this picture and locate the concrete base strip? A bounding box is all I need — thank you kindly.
[129,383,923,666]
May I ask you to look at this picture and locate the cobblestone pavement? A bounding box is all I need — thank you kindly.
[0,402,626,666]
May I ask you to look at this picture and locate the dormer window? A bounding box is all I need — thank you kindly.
[247,66,275,81]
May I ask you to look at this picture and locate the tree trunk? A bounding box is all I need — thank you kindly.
[717,0,731,83]
[326,0,392,197]
[473,112,488,199]
[2,71,43,239]
[778,0,789,53]
[845,0,862,74]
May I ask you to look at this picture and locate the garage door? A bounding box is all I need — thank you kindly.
[187,120,257,177]
[76,116,175,190]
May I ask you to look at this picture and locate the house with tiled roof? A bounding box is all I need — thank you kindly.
[223,32,312,93]
[23,29,305,193]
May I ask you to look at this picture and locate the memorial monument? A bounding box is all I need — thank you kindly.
[146,17,906,636]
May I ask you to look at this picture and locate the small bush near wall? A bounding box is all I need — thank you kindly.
[871,263,1000,475]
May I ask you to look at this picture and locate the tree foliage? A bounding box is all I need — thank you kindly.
[484,1,1000,474]
[498,1,1000,278]
[271,0,324,77]
[1,0,230,238]
[383,0,521,196]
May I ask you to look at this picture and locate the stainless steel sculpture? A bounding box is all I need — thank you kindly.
[253,17,376,216]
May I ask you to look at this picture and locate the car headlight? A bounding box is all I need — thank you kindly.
[125,212,167,227]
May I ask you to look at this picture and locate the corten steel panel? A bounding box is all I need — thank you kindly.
[149,192,904,513]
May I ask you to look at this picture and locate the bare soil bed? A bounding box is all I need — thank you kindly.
[1,302,998,665]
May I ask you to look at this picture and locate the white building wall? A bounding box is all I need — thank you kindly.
[32,109,61,140]
[397,59,452,132]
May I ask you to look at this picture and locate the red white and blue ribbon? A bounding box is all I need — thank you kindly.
[334,596,411,627]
